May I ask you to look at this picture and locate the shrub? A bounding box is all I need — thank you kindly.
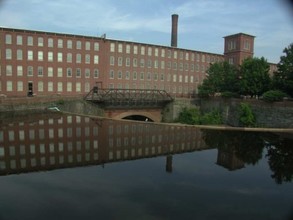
[221,91,240,98]
[262,90,288,102]
[176,108,222,125]
[238,103,256,127]
[201,109,223,125]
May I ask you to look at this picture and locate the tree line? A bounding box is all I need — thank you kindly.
[198,43,293,100]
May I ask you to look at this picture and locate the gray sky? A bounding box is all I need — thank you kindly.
[0,0,292,63]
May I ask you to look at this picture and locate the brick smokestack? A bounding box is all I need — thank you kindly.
[171,14,178,47]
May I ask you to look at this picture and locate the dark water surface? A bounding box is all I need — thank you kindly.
[0,113,293,220]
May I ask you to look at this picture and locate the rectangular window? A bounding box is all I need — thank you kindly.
[85,54,90,64]
[109,70,114,79]
[141,46,145,55]
[6,49,12,59]
[17,35,22,45]
[67,82,72,92]
[174,51,177,59]
[48,82,53,92]
[57,52,63,62]
[17,81,23,91]
[118,43,123,53]
[140,59,145,68]
[67,53,72,63]
[133,71,137,80]
[126,44,130,54]
[57,82,63,92]
[48,38,54,47]
[48,52,53,61]
[94,69,99,78]
[85,41,91,50]
[148,47,152,56]
[6,81,13,91]
[76,82,81,92]
[67,68,72,77]
[17,66,23,76]
[38,51,43,61]
[126,58,130,67]
[58,39,63,48]
[28,50,33,60]
[133,58,137,67]
[57,68,63,77]
[133,45,138,54]
[140,72,144,80]
[17,49,23,60]
[38,66,43,76]
[94,42,99,51]
[76,68,81,77]
[6,65,12,76]
[38,81,44,92]
[28,66,33,76]
[161,61,165,69]
[125,71,130,80]
[76,54,81,63]
[48,67,53,77]
[85,69,90,78]
[94,55,99,64]
[161,49,165,57]
[155,48,159,57]
[110,43,115,52]
[38,37,43,47]
[5,34,12,44]
[110,56,115,66]
[27,36,33,46]
[76,41,81,49]
[118,57,123,66]
[67,40,72,49]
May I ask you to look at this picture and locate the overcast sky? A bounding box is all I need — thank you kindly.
[0,0,292,63]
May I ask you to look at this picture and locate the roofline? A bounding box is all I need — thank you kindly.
[223,32,256,38]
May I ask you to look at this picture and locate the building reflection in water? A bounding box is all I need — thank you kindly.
[0,113,213,176]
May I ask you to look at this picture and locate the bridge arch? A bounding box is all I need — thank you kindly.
[104,109,162,122]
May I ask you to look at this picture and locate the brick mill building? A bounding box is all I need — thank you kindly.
[0,15,276,98]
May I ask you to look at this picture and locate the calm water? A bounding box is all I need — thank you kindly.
[0,113,293,220]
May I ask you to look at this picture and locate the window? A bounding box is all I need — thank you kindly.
[6,65,12,76]
[228,40,236,50]
[147,59,152,68]
[5,34,12,44]
[76,82,81,92]
[57,52,63,62]
[185,52,189,60]
[154,60,158,68]
[85,54,90,64]
[28,51,33,60]
[126,58,130,67]
[48,67,53,77]
[109,70,114,79]
[48,38,54,47]
[17,66,23,76]
[17,49,23,60]
[140,59,145,68]
[57,68,63,77]
[76,41,82,49]
[133,71,137,80]
[85,69,90,78]
[179,51,183,60]
[28,66,33,76]
[67,82,72,92]
[76,68,81,77]
[133,58,137,67]
[155,48,159,57]
[17,81,23,91]
[147,72,151,80]
[94,42,99,51]
[110,43,115,52]
[148,47,152,56]
[110,56,115,66]
[173,51,177,59]
[118,71,122,79]
[85,41,91,50]
[76,54,81,63]
[94,69,99,78]
[67,53,72,63]
[38,37,43,46]
[244,40,250,50]
[133,45,138,54]
[161,49,165,57]
[58,39,63,48]
[126,44,130,54]
[6,49,12,59]
[141,46,145,55]
[57,82,63,92]
[201,55,205,62]
[48,82,53,92]
[167,50,171,58]
[17,35,22,45]
[48,52,53,61]
[27,36,33,46]
[118,57,123,66]
[67,68,72,77]
[125,71,130,80]
[161,61,165,69]
[38,51,43,61]
[118,44,123,53]
[94,55,99,64]
[6,81,13,91]
[38,81,44,92]
[38,66,43,76]
[140,72,144,80]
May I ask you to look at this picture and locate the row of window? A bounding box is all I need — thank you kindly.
[4,33,100,51]
[110,56,208,71]
[109,42,222,63]
[2,81,198,94]
[108,70,202,83]
[3,65,99,78]
[4,49,99,64]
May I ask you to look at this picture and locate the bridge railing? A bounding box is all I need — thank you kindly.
[84,88,173,107]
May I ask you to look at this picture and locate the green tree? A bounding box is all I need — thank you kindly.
[238,57,271,97]
[273,43,293,97]
[198,61,239,97]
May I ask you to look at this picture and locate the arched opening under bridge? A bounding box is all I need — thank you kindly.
[122,115,154,122]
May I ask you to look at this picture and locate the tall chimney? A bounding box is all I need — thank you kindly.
[171,14,179,47]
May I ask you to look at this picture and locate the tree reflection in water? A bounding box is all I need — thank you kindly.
[202,129,293,184]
